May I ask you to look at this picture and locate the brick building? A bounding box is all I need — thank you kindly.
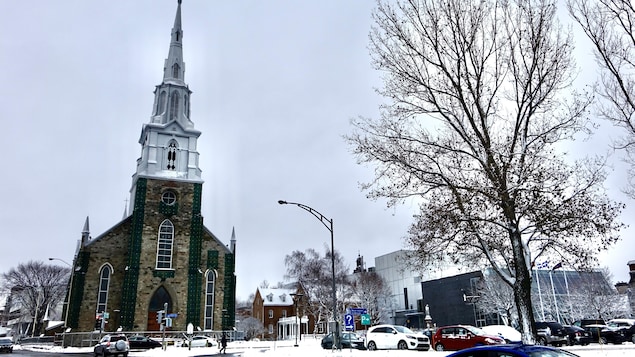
[64,1,236,333]
[252,286,313,340]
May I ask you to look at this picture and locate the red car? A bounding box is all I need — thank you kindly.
[433,325,505,351]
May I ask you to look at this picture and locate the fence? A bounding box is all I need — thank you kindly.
[55,330,241,348]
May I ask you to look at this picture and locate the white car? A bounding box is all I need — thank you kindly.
[182,335,217,348]
[365,324,430,351]
[481,325,522,343]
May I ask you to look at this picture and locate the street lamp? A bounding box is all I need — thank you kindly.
[49,257,73,329]
[278,200,339,349]
[290,292,304,346]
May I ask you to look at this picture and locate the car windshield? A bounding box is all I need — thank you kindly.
[465,326,486,336]
[393,326,415,334]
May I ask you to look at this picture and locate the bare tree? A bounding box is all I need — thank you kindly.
[474,270,517,326]
[350,271,392,325]
[567,268,629,321]
[284,245,350,333]
[1,261,69,336]
[348,0,625,343]
[236,316,266,341]
[568,0,635,197]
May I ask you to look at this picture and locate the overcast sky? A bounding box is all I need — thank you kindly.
[1,1,632,302]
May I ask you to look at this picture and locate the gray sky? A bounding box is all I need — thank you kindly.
[1,1,632,302]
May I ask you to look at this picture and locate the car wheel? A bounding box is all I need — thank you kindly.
[600,336,607,344]
[367,341,377,351]
[632,335,635,344]
[397,340,408,350]
[435,343,444,351]
[536,337,547,346]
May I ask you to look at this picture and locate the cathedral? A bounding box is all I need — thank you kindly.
[64,0,236,332]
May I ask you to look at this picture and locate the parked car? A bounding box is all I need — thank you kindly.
[583,324,625,344]
[535,321,567,347]
[365,324,430,351]
[563,325,591,346]
[445,344,581,357]
[572,319,605,328]
[480,325,522,343]
[607,318,635,331]
[181,335,217,348]
[320,332,366,350]
[0,337,13,353]
[621,324,635,343]
[127,335,162,350]
[93,334,130,357]
[432,325,505,351]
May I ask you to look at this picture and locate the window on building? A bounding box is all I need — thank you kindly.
[96,265,111,313]
[268,310,273,319]
[156,220,174,269]
[169,91,179,121]
[166,141,177,170]
[268,324,273,334]
[172,63,180,79]
[203,270,215,330]
[282,310,287,318]
[158,91,167,119]
[161,190,177,205]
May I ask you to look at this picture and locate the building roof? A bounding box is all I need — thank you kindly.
[257,288,295,307]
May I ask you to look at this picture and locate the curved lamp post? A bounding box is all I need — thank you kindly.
[278,200,339,349]
[49,257,73,329]
[289,292,303,346]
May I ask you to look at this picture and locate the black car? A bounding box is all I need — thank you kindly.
[320,332,366,350]
[127,335,162,350]
[622,325,635,343]
[563,325,591,346]
[583,324,625,344]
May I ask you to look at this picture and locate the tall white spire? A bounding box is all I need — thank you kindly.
[130,0,203,202]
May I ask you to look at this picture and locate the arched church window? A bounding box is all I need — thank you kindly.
[204,270,215,330]
[167,141,177,170]
[172,63,180,79]
[158,91,167,119]
[184,95,189,117]
[96,265,112,314]
[156,220,174,269]
[169,91,180,121]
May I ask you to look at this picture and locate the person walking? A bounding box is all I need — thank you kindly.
[220,332,227,354]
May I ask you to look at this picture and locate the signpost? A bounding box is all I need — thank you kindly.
[344,314,354,331]
[349,308,367,315]
[360,314,371,326]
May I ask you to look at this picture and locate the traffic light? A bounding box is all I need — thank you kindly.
[157,310,164,324]
[95,318,102,331]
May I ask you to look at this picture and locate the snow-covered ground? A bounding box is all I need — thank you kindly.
[17,337,635,357]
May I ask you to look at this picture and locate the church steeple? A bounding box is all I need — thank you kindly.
[164,0,184,83]
[130,0,202,203]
